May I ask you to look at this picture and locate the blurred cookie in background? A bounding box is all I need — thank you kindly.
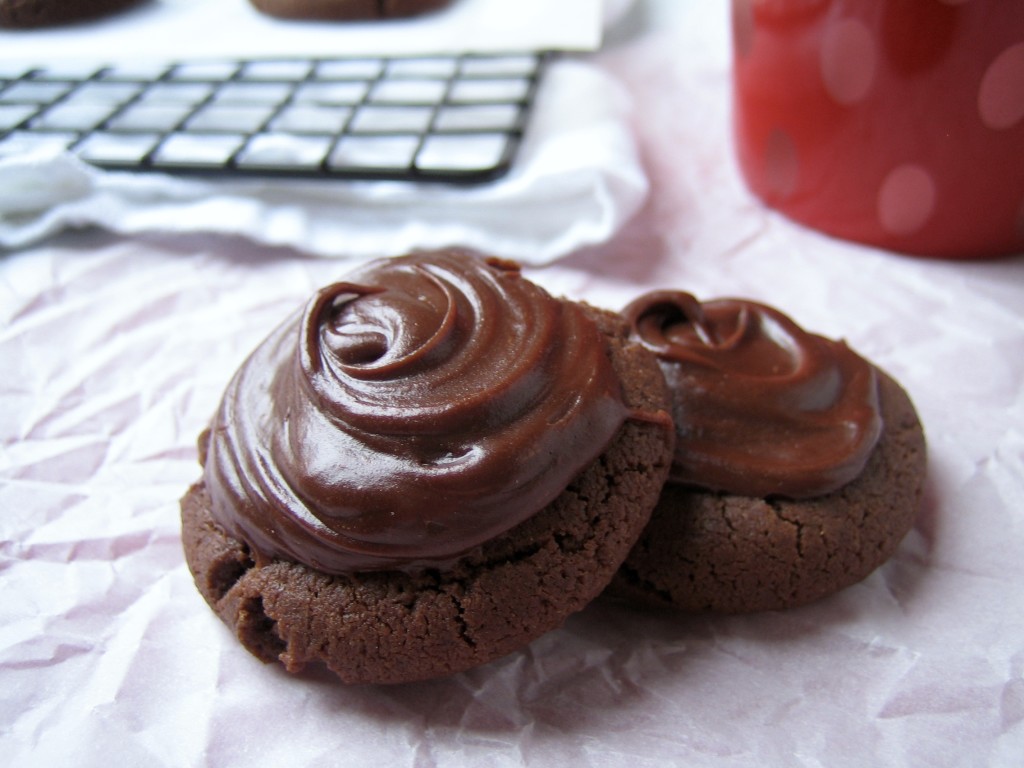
[0,0,143,28]
[249,0,454,21]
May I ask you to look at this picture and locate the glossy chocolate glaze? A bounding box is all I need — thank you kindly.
[203,250,629,573]
[623,291,881,499]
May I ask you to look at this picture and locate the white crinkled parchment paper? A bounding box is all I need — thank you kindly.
[2,2,1023,766]
[0,57,646,266]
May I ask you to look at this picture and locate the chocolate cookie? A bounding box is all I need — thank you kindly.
[0,0,140,28]
[607,292,927,613]
[181,250,674,684]
[248,0,452,21]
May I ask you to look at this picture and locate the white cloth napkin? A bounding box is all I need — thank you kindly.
[0,59,647,265]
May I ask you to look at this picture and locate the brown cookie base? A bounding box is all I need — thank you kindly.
[607,370,926,613]
[248,0,452,21]
[181,305,674,685]
[0,0,141,28]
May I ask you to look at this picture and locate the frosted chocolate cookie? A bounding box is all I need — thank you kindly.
[181,250,674,684]
[0,0,140,27]
[607,292,926,613]
[248,0,452,21]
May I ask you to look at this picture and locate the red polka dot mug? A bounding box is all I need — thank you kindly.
[731,0,1024,259]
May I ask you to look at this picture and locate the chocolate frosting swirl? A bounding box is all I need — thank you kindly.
[623,291,881,498]
[203,250,629,573]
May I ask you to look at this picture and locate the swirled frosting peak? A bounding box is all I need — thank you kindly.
[623,291,881,498]
[203,250,629,573]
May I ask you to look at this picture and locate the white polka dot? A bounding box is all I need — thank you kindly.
[820,19,877,105]
[978,42,1024,130]
[763,128,799,200]
[878,165,937,236]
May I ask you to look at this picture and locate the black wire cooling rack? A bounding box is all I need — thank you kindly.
[0,51,549,184]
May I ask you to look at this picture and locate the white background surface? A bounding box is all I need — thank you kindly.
[0,0,603,60]
[2,2,1024,766]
